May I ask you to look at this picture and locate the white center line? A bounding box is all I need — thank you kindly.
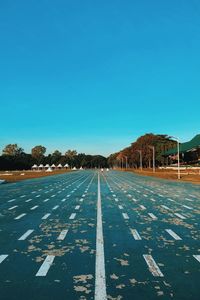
[143,255,164,277]
[35,255,55,277]
[25,199,32,203]
[52,205,59,210]
[0,255,8,264]
[95,173,107,300]
[8,199,15,203]
[165,229,182,240]
[30,205,38,210]
[15,213,26,220]
[57,229,69,240]
[18,229,34,241]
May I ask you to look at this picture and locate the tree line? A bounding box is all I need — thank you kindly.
[0,144,108,171]
[107,133,177,169]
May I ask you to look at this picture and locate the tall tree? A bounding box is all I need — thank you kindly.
[31,145,46,163]
[2,144,24,156]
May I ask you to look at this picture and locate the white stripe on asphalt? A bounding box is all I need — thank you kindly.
[42,213,51,220]
[115,198,119,202]
[148,213,157,220]
[30,205,38,210]
[8,205,18,210]
[15,213,26,220]
[18,229,34,240]
[131,229,142,240]
[57,229,69,240]
[0,255,8,264]
[43,199,49,202]
[182,205,193,210]
[61,198,66,202]
[25,199,32,202]
[140,205,146,210]
[174,213,186,220]
[122,213,129,220]
[143,255,164,277]
[69,213,76,220]
[165,229,182,240]
[118,205,123,210]
[52,205,59,210]
[75,205,80,210]
[161,205,170,210]
[8,199,15,203]
[193,255,200,263]
[35,255,55,277]
[95,173,107,300]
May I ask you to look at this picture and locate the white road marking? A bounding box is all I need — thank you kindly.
[185,198,193,202]
[140,205,146,210]
[35,255,55,277]
[143,255,164,277]
[165,229,182,240]
[174,213,186,220]
[15,213,26,220]
[75,205,80,210]
[182,205,193,210]
[122,213,129,220]
[61,198,66,202]
[57,229,69,240]
[43,198,50,202]
[161,205,170,210]
[25,199,32,202]
[36,195,41,198]
[80,198,83,202]
[52,205,59,210]
[30,205,38,210]
[168,198,174,202]
[193,255,200,263]
[20,195,26,198]
[51,195,56,198]
[69,213,76,220]
[95,173,107,300]
[115,198,119,202]
[8,205,18,210]
[18,229,34,240]
[42,213,51,220]
[8,199,15,203]
[131,229,142,240]
[118,205,123,210]
[148,213,157,220]
[0,255,8,264]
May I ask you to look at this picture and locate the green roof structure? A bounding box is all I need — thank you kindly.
[164,134,200,156]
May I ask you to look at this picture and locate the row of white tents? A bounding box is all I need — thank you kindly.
[32,163,69,170]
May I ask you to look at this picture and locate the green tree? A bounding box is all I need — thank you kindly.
[2,144,24,156]
[31,145,46,163]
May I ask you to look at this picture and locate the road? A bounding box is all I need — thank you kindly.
[0,170,200,300]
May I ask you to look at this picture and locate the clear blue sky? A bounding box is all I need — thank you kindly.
[0,0,200,156]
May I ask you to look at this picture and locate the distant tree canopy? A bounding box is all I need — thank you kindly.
[107,133,177,168]
[0,145,108,171]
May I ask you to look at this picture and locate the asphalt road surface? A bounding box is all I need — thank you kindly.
[0,170,200,300]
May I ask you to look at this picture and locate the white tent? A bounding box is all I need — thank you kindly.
[39,164,44,169]
[57,163,63,169]
[72,167,77,170]
[31,164,38,169]
[64,163,69,168]
[51,164,56,169]
[46,167,53,172]
[45,164,50,169]
[80,166,83,170]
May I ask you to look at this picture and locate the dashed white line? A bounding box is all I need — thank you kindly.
[143,255,164,277]
[182,205,193,210]
[122,213,129,220]
[75,205,80,210]
[174,213,186,220]
[15,213,26,220]
[30,205,38,210]
[18,229,34,241]
[148,213,157,220]
[57,229,69,241]
[52,205,59,210]
[42,213,51,220]
[35,255,55,277]
[165,229,182,240]
[161,205,170,210]
[118,205,123,210]
[43,199,50,202]
[130,229,142,240]
[8,205,18,210]
[69,213,76,220]
[25,199,32,203]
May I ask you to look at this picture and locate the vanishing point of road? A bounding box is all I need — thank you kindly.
[0,170,200,300]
